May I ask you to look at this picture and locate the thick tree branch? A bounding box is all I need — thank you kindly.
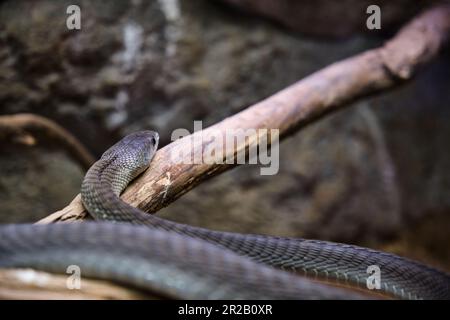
[39,5,450,224]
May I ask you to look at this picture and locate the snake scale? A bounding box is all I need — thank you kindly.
[1,131,449,299]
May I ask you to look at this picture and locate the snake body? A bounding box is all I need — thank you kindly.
[1,131,449,299]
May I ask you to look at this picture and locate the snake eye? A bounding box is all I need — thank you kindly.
[148,132,159,146]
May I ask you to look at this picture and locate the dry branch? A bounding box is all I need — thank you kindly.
[0,113,95,170]
[40,5,450,224]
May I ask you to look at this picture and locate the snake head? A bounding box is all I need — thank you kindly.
[101,130,159,175]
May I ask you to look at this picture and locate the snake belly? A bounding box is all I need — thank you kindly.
[1,131,449,299]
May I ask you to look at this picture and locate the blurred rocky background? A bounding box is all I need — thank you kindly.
[0,0,449,271]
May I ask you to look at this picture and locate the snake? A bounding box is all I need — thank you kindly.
[1,130,449,299]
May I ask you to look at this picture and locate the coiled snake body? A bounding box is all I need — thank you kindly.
[1,131,449,299]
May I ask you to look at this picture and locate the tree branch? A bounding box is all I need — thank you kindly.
[0,113,95,170]
[39,5,450,224]
[0,269,155,299]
